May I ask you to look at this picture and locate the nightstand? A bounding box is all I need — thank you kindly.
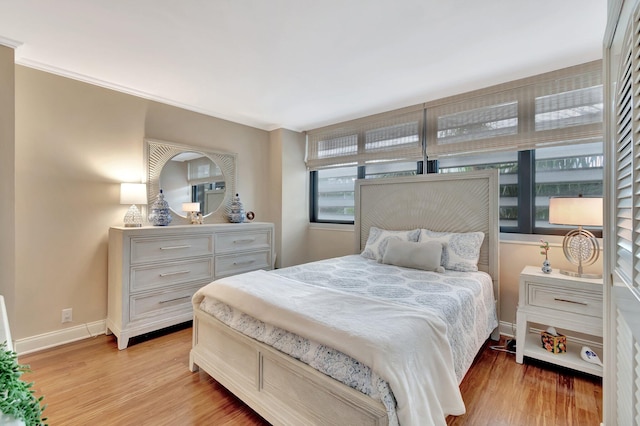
[515,265,603,376]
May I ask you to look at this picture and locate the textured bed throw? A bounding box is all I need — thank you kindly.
[192,270,465,425]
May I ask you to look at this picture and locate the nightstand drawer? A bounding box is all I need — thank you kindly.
[130,258,214,292]
[527,283,603,318]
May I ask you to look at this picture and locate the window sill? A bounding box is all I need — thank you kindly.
[308,222,354,232]
[500,232,603,247]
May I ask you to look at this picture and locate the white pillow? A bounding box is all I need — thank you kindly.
[419,229,484,272]
[381,240,445,272]
[361,227,420,261]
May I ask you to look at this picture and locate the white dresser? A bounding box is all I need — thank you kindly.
[107,222,274,349]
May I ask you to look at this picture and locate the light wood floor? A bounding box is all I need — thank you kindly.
[20,323,602,426]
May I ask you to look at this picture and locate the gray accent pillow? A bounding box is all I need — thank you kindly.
[361,227,421,261]
[381,240,445,272]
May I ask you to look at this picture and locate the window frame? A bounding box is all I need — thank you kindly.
[309,150,603,237]
[309,166,365,225]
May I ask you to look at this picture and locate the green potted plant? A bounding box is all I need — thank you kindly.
[0,342,46,426]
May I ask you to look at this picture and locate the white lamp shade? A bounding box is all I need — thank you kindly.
[548,197,603,227]
[120,183,147,205]
[182,202,200,212]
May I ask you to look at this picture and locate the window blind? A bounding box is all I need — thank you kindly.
[305,106,424,170]
[425,61,603,159]
[305,61,602,169]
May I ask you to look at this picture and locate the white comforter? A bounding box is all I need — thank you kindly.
[193,269,465,426]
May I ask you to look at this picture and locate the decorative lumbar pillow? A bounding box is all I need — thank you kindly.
[381,240,445,272]
[419,229,485,272]
[361,227,421,261]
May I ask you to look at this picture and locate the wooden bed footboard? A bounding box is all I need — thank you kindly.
[189,308,388,426]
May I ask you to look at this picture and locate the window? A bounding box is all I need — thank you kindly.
[312,166,358,222]
[437,142,603,234]
[311,161,420,223]
[534,142,603,232]
[306,61,603,233]
[307,107,424,224]
[438,152,519,229]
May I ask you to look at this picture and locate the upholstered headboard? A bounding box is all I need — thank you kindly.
[354,170,500,321]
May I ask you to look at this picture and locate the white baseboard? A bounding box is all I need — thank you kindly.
[499,320,516,338]
[14,320,106,356]
[10,319,600,357]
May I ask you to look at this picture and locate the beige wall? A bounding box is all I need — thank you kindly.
[308,226,356,260]
[268,130,283,266]
[268,128,308,268]
[305,229,604,328]
[12,66,271,340]
[0,46,15,324]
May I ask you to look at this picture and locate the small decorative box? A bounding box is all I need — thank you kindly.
[540,331,566,354]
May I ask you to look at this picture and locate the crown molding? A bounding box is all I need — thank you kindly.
[15,57,275,131]
[0,36,22,49]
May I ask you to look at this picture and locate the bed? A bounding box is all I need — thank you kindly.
[189,170,500,426]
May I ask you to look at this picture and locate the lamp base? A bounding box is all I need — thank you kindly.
[560,226,601,280]
[187,211,203,225]
[559,269,602,279]
[123,204,143,228]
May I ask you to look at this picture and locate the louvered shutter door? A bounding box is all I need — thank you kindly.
[616,15,634,284]
[609,2,640,424]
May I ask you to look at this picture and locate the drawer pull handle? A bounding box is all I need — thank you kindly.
[159,270,190,277]
[553,298,588,306]
[160,245,192,250]
[159,295,191,304]
[233,259,255,266]
[233,238,256,244]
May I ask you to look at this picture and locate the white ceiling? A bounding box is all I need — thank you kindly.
[0,1,606,132]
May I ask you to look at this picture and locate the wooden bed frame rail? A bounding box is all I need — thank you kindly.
[189,310,388,425]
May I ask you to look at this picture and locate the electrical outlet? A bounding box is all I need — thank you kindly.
[61,308,72,323]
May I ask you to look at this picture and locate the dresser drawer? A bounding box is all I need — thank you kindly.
[129,284,201,322]
[527,283,603,318]
[215,251,271,278]
[130,258,214,292]
[215,230,271,254]
[130,234,213,264]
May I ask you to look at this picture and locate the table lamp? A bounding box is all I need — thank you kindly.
[182,202,201,224]
[120,183,147,227]
[548,196,603,278]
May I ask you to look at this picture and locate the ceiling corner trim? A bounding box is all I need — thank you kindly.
[0,36,23,49]
[265,124,303,133]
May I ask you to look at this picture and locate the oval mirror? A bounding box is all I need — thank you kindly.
[146,139,237,224]
[159,152,226,217]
